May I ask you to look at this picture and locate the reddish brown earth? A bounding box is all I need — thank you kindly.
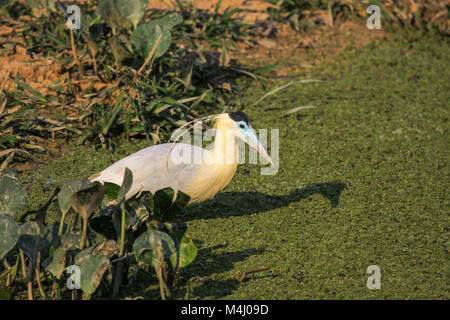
[0,0,387,95]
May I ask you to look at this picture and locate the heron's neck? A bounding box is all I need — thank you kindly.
[184,124,238,203]
[209,126,238,165]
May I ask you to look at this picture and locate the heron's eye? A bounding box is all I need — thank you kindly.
[239,123,246,129]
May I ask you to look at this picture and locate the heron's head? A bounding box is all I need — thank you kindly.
[214,112,273,165]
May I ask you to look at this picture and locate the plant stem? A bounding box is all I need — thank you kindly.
[27,258,33,300]
[36,267,46,300]
[119,202,126,256]
[58,212,67,236]
[80,217,88,250]
[19,248,27,279]
[113,202,127,297]
[70,29,84,75]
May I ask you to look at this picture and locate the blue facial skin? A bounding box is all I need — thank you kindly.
[236,120,273,165]
[237,121,263,150]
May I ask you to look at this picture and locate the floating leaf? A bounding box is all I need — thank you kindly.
[0,175,27,215]
[0,215,19,259]
[133,230,175,268]
[132,23,172,59]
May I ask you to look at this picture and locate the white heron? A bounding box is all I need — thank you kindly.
[89,112,272,204]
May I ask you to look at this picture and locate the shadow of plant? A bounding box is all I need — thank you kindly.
[128,243,267,299]
[179,243,267,299]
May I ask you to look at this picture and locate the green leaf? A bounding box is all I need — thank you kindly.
[42,246,66,279]
[148,12,183,31]
[132,23,172,59]
[0,175,27,215]
[117,167,133,201]
[97,0,147,30]
[177,234,198,268]
[133,230,175,268]
[58,178,94,216]
[61,231,82,251]
[0,215,19,259]
[75,248,110,295]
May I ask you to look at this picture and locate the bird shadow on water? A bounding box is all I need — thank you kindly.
[183,182,346,221]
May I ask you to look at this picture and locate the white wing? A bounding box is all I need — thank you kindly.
[90,143,205,199]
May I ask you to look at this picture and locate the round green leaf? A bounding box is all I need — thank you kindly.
[97,0,147,30]
[42,247,67,279]
[58,178,94,216]
[133,230,175,268]
[0,175,27,215]
[148,12,183,31]
[178,234,198,268]
[0,215,20,259]
[75,249,110,295]
[132,23,172,59]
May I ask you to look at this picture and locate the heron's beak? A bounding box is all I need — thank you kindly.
[242,128,273,166]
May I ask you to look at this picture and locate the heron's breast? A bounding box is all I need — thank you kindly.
[182,162,237,204]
